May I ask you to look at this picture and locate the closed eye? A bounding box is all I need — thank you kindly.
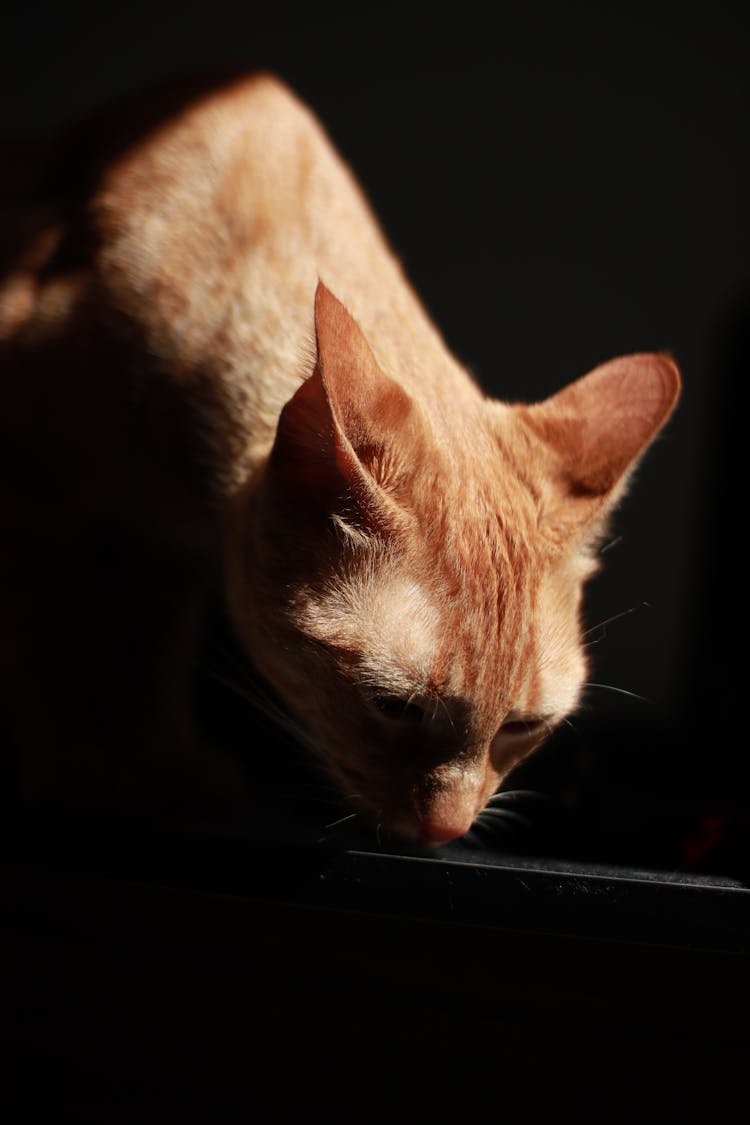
[371,694,426,723]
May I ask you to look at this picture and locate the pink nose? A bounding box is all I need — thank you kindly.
[417,817,471,845]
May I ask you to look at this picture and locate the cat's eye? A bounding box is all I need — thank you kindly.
[372,695,425,723]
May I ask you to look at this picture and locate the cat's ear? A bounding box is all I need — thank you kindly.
[519,352,681,524]
[265,281,424,534]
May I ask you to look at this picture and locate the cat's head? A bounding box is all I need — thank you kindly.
[227,283,681,844]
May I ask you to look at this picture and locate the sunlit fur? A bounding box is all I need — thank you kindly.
[0,74,680,838]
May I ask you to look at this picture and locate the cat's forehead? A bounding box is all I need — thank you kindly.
[299,566,442,691]
[297,536,532,700]
[292,508,589,729]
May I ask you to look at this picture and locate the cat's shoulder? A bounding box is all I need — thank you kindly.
[202,71,313,117]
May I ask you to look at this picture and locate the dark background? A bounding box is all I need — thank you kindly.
[3,3,748,864]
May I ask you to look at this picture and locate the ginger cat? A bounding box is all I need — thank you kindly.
[0,73,680,844]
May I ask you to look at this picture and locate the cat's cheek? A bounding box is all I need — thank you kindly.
[527,631,588,724]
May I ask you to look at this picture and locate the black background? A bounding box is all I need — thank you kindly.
[3,3,749,854]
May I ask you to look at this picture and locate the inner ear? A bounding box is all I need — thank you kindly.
[312,281,426,497]
[265,282,426,536]
[518,351,681,503]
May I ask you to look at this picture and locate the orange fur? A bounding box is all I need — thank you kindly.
[0,74,681,841]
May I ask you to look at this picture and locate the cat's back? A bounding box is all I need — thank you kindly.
[91,72,461,456]
[1,72,474,490]
[1,74,336,352]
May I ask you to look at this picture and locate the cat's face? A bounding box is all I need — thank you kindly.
[227,283,680,845]
[246,521,593,844]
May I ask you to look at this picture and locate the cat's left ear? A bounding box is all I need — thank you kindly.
[518,351,681,520]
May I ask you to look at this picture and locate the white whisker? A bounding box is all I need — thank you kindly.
[435,693,455,730]
[583,603,650,638]
[586,681,650,703]
[599,535,624,555]
[322,811,358,832]
[583,602,653,650]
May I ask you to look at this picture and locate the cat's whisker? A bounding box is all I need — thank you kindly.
[205,663,333,764]
[583,602,655,649]
[435,693,455,731]
[473,817,512,839]
[489,788,550,805]
[583,603,650,639]
[205,665,253,700]
[479,807,533,830]
[598,534,624,555]
[585,681,650,703]
[206,666,288,720]
[208,671,313,761]
[321,811,359,832]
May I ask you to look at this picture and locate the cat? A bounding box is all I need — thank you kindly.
[0,72,680,844]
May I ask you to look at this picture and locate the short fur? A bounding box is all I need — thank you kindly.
[0,74,681,842]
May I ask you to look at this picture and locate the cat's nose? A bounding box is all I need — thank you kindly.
[417,816,472,845]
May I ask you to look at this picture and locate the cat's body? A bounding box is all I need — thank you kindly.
[0,74,680,842]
